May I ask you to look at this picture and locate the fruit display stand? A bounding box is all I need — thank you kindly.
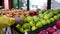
[0,9,60,34]
[28,21,56,34]
[0,9,38,34]
[13,9,60,34]
[12,20,60,34]
[11,22,55,34]
[13,20,60,34]
[12,20,56,34]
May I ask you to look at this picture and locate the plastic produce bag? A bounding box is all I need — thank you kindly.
[0,15,15,34]
[0,29,2,34]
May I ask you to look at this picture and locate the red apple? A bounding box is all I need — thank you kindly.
[2,11,6,15]
[53,32,57,34]
[53,26,57,31]
[8,13,13,17]
[6,14,10,17]
[12,13,16,16]
[56,20,60,29]
[47,27,56,34]
[39,30,47,34]
[57,30,60,34]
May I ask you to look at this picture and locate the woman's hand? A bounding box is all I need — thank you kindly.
[14,15,24,24]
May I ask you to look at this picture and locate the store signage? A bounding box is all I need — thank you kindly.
[55,0,60,3]
[19,0,27,10]
[51,0,60,10]
[30,0,47,10]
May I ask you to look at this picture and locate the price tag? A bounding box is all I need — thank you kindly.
[25,31,28,34]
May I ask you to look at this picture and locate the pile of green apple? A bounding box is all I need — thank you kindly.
[16,9,60,33]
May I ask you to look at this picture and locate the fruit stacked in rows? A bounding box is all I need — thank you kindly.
[16,9,60,33]
[0,8,39,28]
[0,8,38,18]
[0,9,38,34]
[39,20,60,34]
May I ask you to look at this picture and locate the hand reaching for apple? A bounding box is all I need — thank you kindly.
[14,15,24,24]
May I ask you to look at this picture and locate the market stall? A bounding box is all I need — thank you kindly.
[0,0,60,34]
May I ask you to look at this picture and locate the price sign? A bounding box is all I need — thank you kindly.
[30,0,47,10]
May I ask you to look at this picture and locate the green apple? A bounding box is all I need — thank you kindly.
[33,16,39,23]
[29,21,35,26]
[38,14,44,19]
[20,28,24,32]
[44,14,49,20]
[48,12,54,18]
[31,26,37,31]
[46,19,51,24]
[50,18,55,22]
[53,11,58,14]
[56,9,60,13]
[39,19,44,21]
[36,22,43,28]
[44,11,49,14]
[53,10,60,14]
[41,20,47,25]
[53,15,58,20]
[39,9,46,14]
[19,15,25,19]
[16,24,21,29]
[22,23,30,29]
[41,9,46,13]
[57,14,60,19]
[47,9,53,12]
[26,16,33,22]
[24,29,30,32]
